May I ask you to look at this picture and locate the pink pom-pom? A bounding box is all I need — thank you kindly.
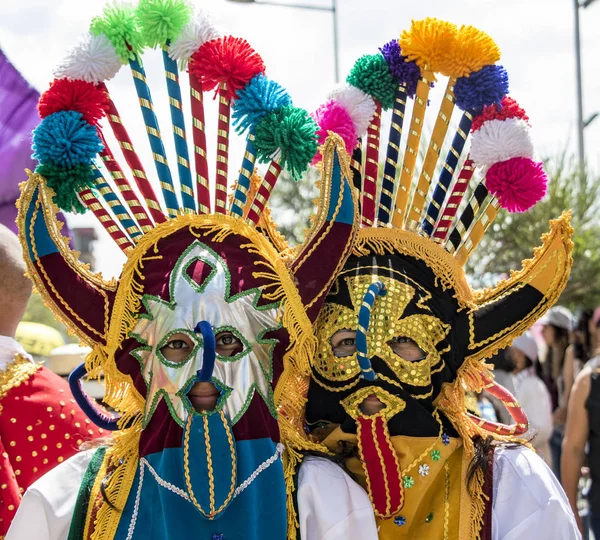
[311,100,357,164]
[486,157,547,213]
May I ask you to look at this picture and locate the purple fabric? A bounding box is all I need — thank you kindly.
[0,50,39,232]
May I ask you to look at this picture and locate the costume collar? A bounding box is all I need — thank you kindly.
[0,335,32,371]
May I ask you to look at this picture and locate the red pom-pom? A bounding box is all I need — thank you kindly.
[471,97,529,132]
[486,157,547,213]
[311,100,357,164]
[188,36,266,101]
[38,78,109,126]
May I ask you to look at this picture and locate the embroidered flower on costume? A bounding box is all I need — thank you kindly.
[403,475,414,488]
[418,463,430,476]
[442,433,450,445]
[394,516,406,526]
[431,449,441,461]
[425,512,434,523]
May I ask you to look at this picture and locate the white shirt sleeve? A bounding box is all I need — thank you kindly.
[6,449,95,540]
[297,456,378,540]
[492,446,581,540]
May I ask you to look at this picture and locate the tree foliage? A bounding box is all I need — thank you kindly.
[466,154,600,310]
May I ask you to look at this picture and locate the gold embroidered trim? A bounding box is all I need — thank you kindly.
[0,354,40,400]
[353,228,475,309]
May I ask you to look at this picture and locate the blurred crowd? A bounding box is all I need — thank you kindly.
[476,306,600,538]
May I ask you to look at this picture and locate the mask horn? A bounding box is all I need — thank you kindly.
[69,363,123,431]
[466,212,573,362]
[290,134,358,322]
[18,173,116,347]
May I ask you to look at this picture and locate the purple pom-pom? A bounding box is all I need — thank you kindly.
[379,39,421,98]
[486,157,547,213]
[454,64,509,113]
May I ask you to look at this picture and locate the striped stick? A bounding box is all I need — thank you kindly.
[405,77,457,231]
[162,48,196,213]
[97,134,154,232]
[432,158,475,242]
[361,102,382,227]
[101,92,165,224]
[79,188,134,253]
[377,86,407,225]
[391,71,433,228]
[421,109,475,236]
[246,158,282,225]
[128,56,180,217]
[444,181,489,254]
[91,166,142,242]
[189,73,211,214]
[230,133,257,217]
[215,83,231,214]
[350,143,363,191]
[455,193,499,265]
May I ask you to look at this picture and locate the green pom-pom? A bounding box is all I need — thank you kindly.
[254,106,318,180]
[136,0,192,48]
[346,54,396,110]
[36,163,95,214]
[90,3,145,62]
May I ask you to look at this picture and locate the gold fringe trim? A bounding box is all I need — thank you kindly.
[0,354,41,400]
[354,228,475,309]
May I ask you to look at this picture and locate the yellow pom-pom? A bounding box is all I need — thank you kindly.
[441,25,501,78]
[399,18,458,75]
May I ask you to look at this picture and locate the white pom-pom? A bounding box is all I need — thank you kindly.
[168,9,221,68]
[53,33,122,84]
[470,118,534,169]
[327,84,376,138]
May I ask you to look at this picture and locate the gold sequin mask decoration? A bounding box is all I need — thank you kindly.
[314,272,450,392]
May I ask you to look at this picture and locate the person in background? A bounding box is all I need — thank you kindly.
[563,365,600,537]
[486,346,517,425]
[0,224,102,536]
[539,306,574,480]
[508,332,553,464]
[563,310,594,405]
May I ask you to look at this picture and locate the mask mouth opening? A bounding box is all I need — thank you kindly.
[182,377,227,414]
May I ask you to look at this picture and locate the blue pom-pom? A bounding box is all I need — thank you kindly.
[379,39,422,98]
[232,74,292,134]
[32,110,103,168]
[454,64,509,113]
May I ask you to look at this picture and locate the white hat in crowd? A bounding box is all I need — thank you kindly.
[538,306,574,331]
[511,331,539,362]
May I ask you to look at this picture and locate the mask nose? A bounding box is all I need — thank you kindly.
[194,321,216,382]
[356,281,386,381]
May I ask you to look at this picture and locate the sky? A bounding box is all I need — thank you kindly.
[2,0,600,278]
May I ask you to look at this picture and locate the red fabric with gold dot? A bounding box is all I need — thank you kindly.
[0,362,103,536]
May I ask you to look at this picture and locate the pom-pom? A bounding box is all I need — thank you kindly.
[441,25,500,78]
[311,100,357,164]
[254,105,318,180]
[33,111,104,168]
[470,118,533,168]
[90,3,145,62]
[167,8,221,68]
[189,36,266,101]
[35,163,96,214]
[53,33,122,84]
[136,0,192,49]
[454,64,509,113]
[486,157,547,212]
[399,18,458,74]
[326,84,376,138]
[471,96,529,132]
[346,54,396,110]
[232,74,292,134]
[39,79,109,126]
[379,39,421,97]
